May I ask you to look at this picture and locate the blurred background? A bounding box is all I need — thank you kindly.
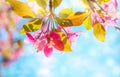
[0,0,120,77]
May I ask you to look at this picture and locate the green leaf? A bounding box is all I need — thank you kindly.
[20,18,42,34]
[7,0,35,18]
[93,21,106,42]
[52,0,62,8]
[59,8,74,18]
[83,15,92,30]
[55,17,73,27]
[36,0,47,9]
[67,12,90,26]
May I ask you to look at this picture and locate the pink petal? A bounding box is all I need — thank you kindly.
[37,40,46,52]
[44,45,53,57]
[26,32,36,43]
[53,39,64,51]
[50,32,61,40]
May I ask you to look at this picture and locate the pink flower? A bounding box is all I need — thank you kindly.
[26,31,65,57]
[20,0,81,57]
[64,27,83,43]
[82,0,119,30]
[101,0,120,30]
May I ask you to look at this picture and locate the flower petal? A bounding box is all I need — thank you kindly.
[53,39,64,51]
[44,45,53,57]
[50,32,61,40]
[26,32,36,43]
[37,40,46,52]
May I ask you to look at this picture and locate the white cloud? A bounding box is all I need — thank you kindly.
[37,68,52,77]
[106,58,115,67]
[60,66,67,74]
[112,66,120,76]
[93,72,107,77]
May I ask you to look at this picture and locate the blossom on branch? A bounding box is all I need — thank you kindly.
[7,0,85,57]
[80,0,120,42]
[6,0,120,57]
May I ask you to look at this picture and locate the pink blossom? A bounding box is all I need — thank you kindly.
[64,27,83,43]
[22,0,81,57]
[83,0,120,30]
[101,0,120,29]
[26,31,65,57]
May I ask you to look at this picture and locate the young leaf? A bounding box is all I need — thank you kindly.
[67,12,90,26]
[55,17,73,27]
[80,0,89,6]
[97,0,110,4]
[28,0,35,2]
[7,0,35,18]
[93,22,106,42]
[38,8,47,17]
[63,37,72,52]
[3,49,11,57]
[20,18,42,34]
[17,40,23,47]
[58,32,72,52]
[59,8,74,18]
[52,0,62,8]
[83,15,92,30]
[36,0,47,9]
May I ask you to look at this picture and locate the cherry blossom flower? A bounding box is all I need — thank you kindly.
[7,0,85,57]
[80,0,120,42]
[101,0,120,30]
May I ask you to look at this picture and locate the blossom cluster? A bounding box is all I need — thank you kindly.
[5,0,120,57]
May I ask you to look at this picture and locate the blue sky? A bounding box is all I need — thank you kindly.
[1,0,120,77]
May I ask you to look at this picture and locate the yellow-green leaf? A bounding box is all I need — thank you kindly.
[7,0,35,18]
[3,49,11,57]
[36,0,47,9]
[80,0,89,6]
[20,18,42,34]
[97,0,110,4]
[55,17,73,27]
[67,12,90,26]
[52,0,62,8]
[58,32,72,52]
[63,38,72,52]
[93,22,106,42]
[28,0,35,2]
[17,40,23,47]
[83,15,92,30]
[59,8,74,18]
[38,8,47,17]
